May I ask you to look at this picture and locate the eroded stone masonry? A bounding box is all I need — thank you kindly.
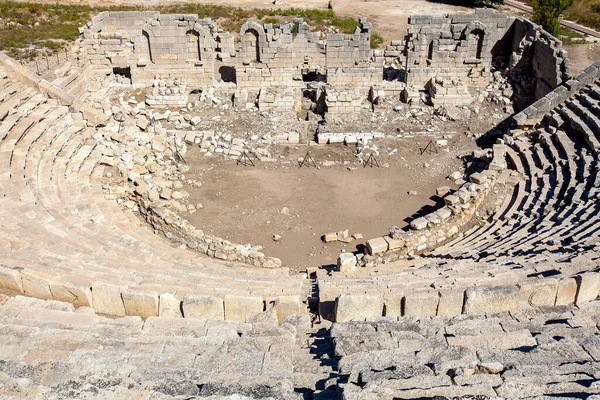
[0,6,599,399]
[74,8,568,115]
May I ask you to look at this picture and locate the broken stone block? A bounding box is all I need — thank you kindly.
[366,237,388,255]
[384,235,404,251]
[159,293,183,318]
[445,195,461,206]
[337,252,357,272]
[335,294,384,322]
[322,232,337,243]
[410,217,428,230]
[436,186,451,196]
[136,115,149,131]
[470,172,487,184]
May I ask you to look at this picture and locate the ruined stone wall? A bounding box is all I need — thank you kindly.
[78,11,218,88]
[236,20,325,90]
[73,9,570,113]
[405,9,513,89]
[513,61,600,127]
[507,17,570,110]
[405,8,569,109]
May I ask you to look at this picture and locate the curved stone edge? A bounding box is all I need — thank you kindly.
[513,60,600,128]
[139,202,281,269]
[334,272,600,322]
[363,147,506,261]
[0,264,303,321]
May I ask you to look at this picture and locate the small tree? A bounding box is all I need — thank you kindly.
[532,0,574,36]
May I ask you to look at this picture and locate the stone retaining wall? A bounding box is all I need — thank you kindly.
[513,61,600,127]
[334,270,600,321]
[0,263,301,322]
[362,145,505,262]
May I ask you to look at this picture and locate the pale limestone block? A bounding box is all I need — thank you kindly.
[0,264,24,294]
[272,295,302,324]
[224,294,264,321]
[337,253,357,272]
[383,293,403,317]
[21,270,53,300]
[404,290,439,317]
[555,277,577,306]
[182,294,224,320]
[463,285,519,315]
[437,289,464,317]
[366,237,388,255]
[49,282,93,308]
[159,292,183,318]
[122,290,159,318]
[516,279,558,310]
[92,282,126,317]
[335,294,384,322]
[576,273,600,304]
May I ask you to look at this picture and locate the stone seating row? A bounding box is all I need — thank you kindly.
[323,81,600,322]
[0,70,306,321]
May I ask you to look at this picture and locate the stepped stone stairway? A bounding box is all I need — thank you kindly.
[1,294,598,398]
[0,67,306,322]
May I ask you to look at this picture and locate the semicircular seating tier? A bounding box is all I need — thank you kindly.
[0,67,305,321]
[320,69,600,322]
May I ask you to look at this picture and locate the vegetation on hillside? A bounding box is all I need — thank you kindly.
[531,0,575,36]
[523,0,600,32]
[0,1,382,59]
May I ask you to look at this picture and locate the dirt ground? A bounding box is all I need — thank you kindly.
[183,134,481,269]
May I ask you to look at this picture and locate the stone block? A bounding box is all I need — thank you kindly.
[159,293,183,318]
[335,294,384,322]
[437,289,464,317]
[410,217,428,230]
[384,236,404,251]
[20,271,53,300]
[0,265,24,294]
[463,285,519,315]
[575,273,600,304]
[224,294,264,321]
[555,277,577,306]
[516,279,558,310]
[337,252,357,272]
[49,282,93,308]
[92,283,126,317]
[383,293,403,317]
[366,237,388,255]
[404,290,439,317]
[445,195,460,206]
[122,290,159,318]
[182,294,224,320]
[272,296,303,324]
